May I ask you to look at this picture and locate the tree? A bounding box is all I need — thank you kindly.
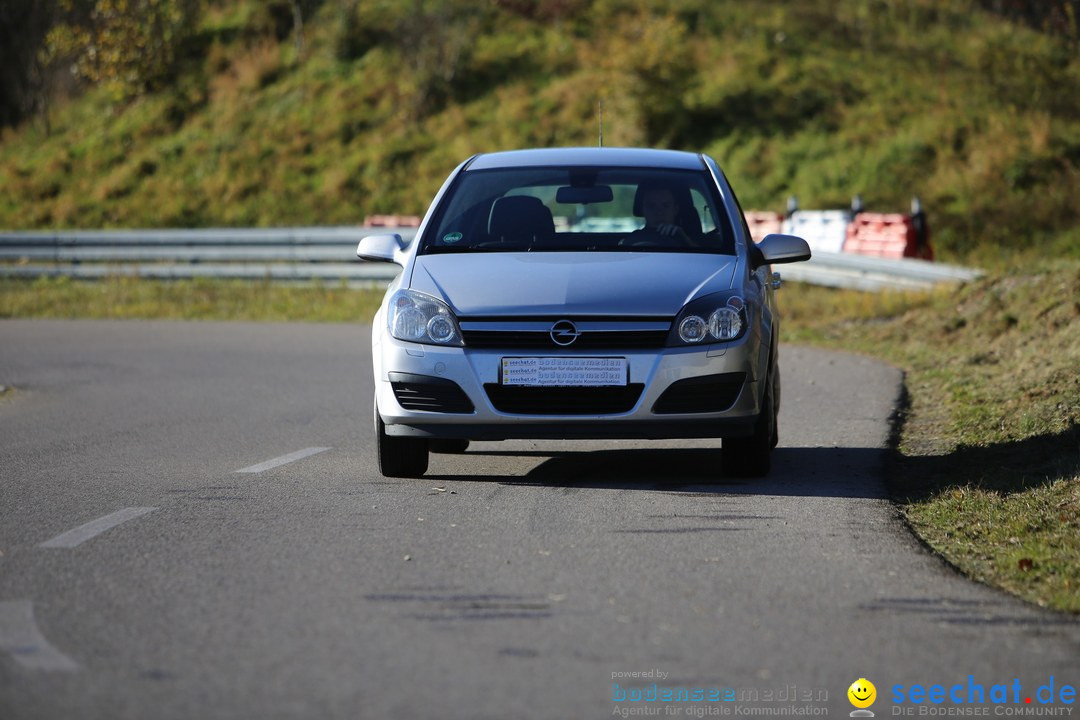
[43,0,202,101]
[0,0,56,128]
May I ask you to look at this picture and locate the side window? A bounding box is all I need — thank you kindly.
[690,188,717,233]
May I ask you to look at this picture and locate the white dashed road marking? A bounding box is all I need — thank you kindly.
[234,446,332,473]
[38,507,158,549]
[0,601,79,671]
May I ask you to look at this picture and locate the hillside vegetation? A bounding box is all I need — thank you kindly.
[1,0,1078,263]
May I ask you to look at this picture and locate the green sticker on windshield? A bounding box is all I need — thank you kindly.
[443,232,463,244]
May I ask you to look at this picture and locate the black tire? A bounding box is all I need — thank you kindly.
[722,374,775,478]
[375,410,429,478]
[770,365,781,450]
[429,439,470,454]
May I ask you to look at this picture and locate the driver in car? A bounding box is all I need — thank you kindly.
[622,182,699,247]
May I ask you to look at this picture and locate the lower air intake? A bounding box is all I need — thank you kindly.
[390,373,474,414]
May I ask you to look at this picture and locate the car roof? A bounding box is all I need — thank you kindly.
[465,147,706,171]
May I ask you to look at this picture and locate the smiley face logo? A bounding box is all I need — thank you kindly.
[848,678,877,709]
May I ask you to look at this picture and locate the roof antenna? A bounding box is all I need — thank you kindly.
[598,99,604,147]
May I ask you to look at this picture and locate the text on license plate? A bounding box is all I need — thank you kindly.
[501,357,628,387]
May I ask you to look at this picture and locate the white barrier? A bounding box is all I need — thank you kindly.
[782,210,850,254]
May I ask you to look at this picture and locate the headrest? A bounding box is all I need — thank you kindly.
[489,196,555,242]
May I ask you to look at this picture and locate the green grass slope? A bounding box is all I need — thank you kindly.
[782,260,1080,611]
[1,0,1078,263]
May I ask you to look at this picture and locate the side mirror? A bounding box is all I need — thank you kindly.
[357,233,408,267]
[755,233,811,268]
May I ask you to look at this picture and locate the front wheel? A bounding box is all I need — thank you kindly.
[722,376,775,478]
[375,408,429,478]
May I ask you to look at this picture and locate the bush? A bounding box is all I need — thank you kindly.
[44,0,203,101]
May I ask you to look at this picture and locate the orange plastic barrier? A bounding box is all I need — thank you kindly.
[744,211,784,244]
[844,213,933,260]
[365,214,422,228]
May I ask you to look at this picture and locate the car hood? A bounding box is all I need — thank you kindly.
[409,253,737,316]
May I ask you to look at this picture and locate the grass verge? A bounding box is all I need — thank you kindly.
[2,264,1077,611]
[0,275,385,323]
[782,260,1080,612]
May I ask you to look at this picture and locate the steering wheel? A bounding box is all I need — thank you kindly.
[618,227,694,248]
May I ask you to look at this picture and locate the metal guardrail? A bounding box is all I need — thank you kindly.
[0,228,980,292]
[0,227,412,287]
[779,250,982,292]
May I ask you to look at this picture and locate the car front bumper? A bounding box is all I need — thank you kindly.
[373,329,768,441]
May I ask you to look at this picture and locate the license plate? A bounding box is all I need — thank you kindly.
[501,357,628,387]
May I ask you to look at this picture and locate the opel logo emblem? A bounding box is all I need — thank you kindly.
[550,319,581,347]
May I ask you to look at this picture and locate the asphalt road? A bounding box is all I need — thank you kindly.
[0,319,1076,719]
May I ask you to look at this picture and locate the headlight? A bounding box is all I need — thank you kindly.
[678,315,709,343]
[387,289,464,346]
[708,307,742,340]
[669,293,748,346]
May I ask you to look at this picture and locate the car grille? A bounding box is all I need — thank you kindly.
[460,317,670,350]
[483,384,645,415]
[652,372,746,414]
[389,373,474,414]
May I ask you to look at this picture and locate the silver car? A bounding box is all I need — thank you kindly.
[358,148,811,478]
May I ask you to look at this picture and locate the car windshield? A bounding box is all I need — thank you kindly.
[420,166,735,255]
